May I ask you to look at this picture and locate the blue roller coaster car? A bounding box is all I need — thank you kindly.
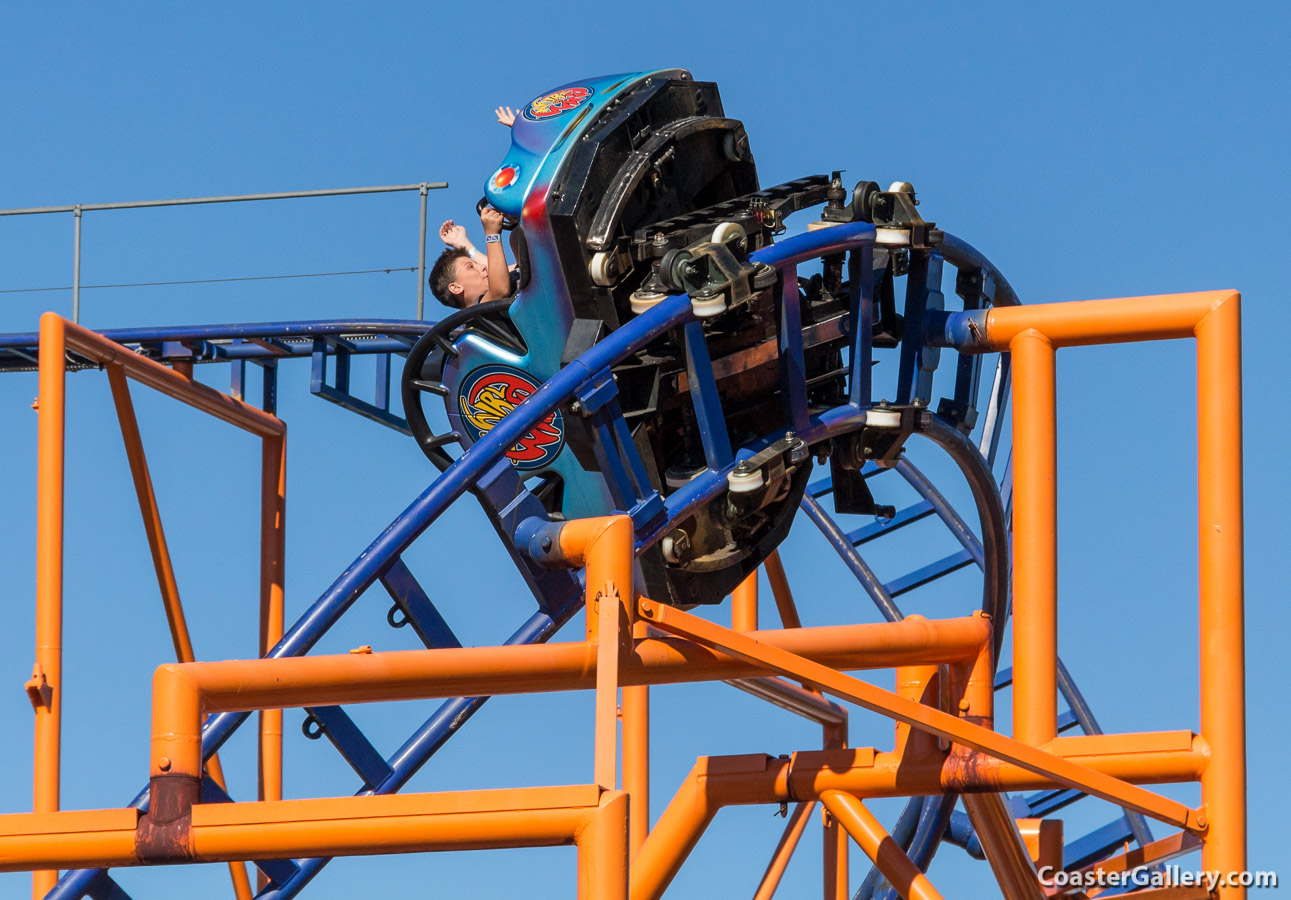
[402,68,938,606]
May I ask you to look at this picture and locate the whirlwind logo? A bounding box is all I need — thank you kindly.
[458,366,564,470]
[524,86,593,120]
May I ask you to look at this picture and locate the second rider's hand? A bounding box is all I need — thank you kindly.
[480,206,505,236]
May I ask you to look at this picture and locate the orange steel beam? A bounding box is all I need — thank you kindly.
[0,785,603,872]
[763,550,802,629]
[56,315,285,438]
[820,791,945,900]
[638,600,1202,832]
[751,801,815,900]
[631,734,1209,900]
[33,313,67,899]
[144,613,989,713]
[822,720,848,900]
[107,365,255,900]
[969,290,1245,891]
[0,733,1210,891]
[733,571,758,631]
[622,682,649,857]
[1010,329,1058,746]
[144,616,989,799]
[961,792,1046,900]
[257,433,286,892]
[1192,293,1245,892]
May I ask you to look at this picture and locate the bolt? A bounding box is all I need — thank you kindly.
[158,757,171,772]
[540,536,553,552]
[958,699,971,712]
[1196,815,1208,829]
[639,599,655,617]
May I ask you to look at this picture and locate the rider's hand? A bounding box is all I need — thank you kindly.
[495,105,517,127]
[439,220,470,249]
[480,206,505,236]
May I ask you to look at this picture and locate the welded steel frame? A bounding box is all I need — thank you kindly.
[0,220,1244,899]
[28,313,288,899]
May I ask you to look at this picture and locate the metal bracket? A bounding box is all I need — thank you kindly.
[310,335,410,433]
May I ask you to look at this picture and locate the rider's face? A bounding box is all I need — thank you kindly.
[450,256,489,306]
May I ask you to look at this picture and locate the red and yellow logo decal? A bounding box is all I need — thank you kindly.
[458,365,564,470]
[524,86,593,121]
[491,164,519,190]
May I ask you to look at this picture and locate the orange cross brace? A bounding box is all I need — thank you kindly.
[637,599,1204,833]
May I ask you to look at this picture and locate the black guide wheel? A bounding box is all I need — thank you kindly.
[475,196,520,231]
[401,299,523,472]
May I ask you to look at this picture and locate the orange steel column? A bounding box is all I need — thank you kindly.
[33,312,67,900]
[559,517,634,791]
[1009,329,1058,746]
[764,550,802,628]
[820,791,945,900]
[623,620,650,857]
[257,434,286,890]
[1195,295,1246,893]
[577,791,630,900]
[107,366,254,900]
[822,721,849,900]
[733,571,758,631]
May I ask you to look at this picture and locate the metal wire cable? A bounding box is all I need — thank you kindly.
[0,266,418,295]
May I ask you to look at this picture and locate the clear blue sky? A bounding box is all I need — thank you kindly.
[1,2,1286,896]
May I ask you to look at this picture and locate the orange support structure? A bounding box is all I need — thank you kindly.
[971,290,1246,892]
[8,289,1244,899]
[33,313,285,899]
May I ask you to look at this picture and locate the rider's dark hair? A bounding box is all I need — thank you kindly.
[429,248,470,309]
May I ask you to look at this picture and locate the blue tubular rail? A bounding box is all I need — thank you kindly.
[0,318,432,351]
[49,221,881,899]
[257,604,579,899]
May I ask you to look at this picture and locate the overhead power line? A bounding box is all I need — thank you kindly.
[0,266,419,295]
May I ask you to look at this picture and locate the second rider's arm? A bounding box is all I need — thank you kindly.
[481,207,512,302]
